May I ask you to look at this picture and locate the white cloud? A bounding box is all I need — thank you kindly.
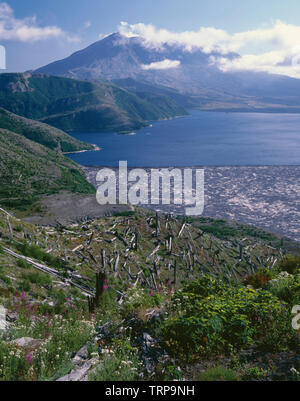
[83,21,92,30]
[119,20,300,78]
[217,51,300,79]
[98,32,113,40]
[119,21,230,53]
[0,2,79,43]
[141,59,181,70]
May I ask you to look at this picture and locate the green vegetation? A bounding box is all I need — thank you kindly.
[278,255,300,275]
[161,275,283,358]
[0,107,93,152]
[184,217,277,242]
[197,366,238,381]
[244,268,274,289]
[0,208,299,381]
[15,242,66,270]
[0,300,94,381]
[0,73,187,133]
[89,340,140,381]
[0,129,95,211]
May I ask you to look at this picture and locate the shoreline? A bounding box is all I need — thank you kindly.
[63,143,101,155]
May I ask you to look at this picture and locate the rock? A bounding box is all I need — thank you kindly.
[95,333,105,342]
[134,332,171,378]
[96,322,110,336]
[6,311,18,322]
[57,358,99,381]
[11,337,43,349]
[148,309,164,325]
[72,344,89,366]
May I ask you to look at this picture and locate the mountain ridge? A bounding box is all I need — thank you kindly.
[36,33,300,112]
[0,107,94,152]
[0,72,187,133]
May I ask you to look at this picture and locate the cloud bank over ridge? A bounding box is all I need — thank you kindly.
[119,21,300,78]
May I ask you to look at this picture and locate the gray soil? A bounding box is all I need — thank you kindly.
[23,191,133,226]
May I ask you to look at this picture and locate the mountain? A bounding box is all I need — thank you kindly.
[36,33,300,112]
[0,107,93,152]
[0,128,95,212]
[0,73,187,133]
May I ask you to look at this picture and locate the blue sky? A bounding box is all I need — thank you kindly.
[2,0,300,75]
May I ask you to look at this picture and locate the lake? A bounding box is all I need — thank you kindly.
[67,110,300,166]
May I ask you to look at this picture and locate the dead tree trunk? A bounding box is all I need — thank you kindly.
[89,271,107,312]
[6,216,13,239]
[101,249,106,271]
[156,212,160,238]
[173,260,177,285]
[95,271,106,307]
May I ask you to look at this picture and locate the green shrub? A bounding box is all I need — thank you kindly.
[198,366,238,381]
[16,242,66,270]
[241,366,269,381]
[267,272,300,305]
[113,211,136,217]
[162,275,282,359]
[17,280,31,292]
[17,259,31,269]
[120,286,164,318]
[278,255,300,275]
[22,271,52,286]
[256,307,299,352]
[0,273,12,286]
[244,268,273,289]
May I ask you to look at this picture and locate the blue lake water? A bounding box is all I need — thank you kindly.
[68,111,300,166]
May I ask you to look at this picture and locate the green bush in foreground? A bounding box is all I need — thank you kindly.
[162,275,284,359]
[278,255,300,275]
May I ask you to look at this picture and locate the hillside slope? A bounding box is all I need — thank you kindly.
[0,208,299,381]
[0,73,187,133]
[0,129,95,211]
[0,107,93,152]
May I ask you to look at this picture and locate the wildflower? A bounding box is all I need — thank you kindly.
[26,353,33,365]
[21,291,27,301]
